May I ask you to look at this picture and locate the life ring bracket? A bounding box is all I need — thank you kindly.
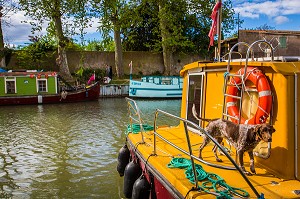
[224,67,273,125]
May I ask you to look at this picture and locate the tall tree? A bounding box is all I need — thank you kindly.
[121,1,160,51]
[91,0,126,78]
[121,0,238,75]
[0,0,17,68]
[18,0,90,82]
[0,5,5,68]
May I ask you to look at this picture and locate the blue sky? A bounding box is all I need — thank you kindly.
[3,0,300,47]
[233,0,300,31]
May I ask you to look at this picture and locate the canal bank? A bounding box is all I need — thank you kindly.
[100,84,129,97]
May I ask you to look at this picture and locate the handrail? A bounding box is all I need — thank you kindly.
[244,40,274,79]
[153,109,260,198]
[226,42,251,72]
[125,97,145,143]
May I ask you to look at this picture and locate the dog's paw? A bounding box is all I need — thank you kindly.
[244,171,252,176]
[240,166,252,176]
[250,166,256,174]
[250,161,256,174]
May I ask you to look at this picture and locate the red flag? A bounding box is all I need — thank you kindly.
[87,73,95,85]
[208,2,222,47]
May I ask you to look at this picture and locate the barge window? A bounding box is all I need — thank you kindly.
[279,36,287,48]
[187,73,204,126]
[37,80,47,92]
[5,79,16,94]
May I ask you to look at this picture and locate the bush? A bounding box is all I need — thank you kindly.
[74,68,106,84]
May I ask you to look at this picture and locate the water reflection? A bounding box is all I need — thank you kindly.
[0,98,181,198]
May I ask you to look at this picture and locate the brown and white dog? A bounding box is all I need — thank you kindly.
[192,105,275,175]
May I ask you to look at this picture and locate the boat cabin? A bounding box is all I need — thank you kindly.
[0,70,58,97]
[181,53,300,180]
[141,76,182,86]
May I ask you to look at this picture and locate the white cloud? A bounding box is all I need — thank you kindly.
[234,0,300,20]
[3,11,48,45]
[3,11,100,45]
[274,16,289,24]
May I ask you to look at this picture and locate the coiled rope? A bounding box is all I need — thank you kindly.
[168,158,249,199]
[127,123,154,134]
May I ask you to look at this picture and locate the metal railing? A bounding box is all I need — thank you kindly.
[126,97,145,143]
[153,109,260,198]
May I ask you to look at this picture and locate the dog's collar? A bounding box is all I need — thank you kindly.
[255,130,262,141]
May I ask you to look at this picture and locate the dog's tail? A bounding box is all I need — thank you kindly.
[192,104,217,122]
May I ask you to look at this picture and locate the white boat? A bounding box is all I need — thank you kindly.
[129,76,183,98]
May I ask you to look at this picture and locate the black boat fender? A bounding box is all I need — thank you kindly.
[123,160,142,198]
[117,144,131,176]
[132,174,151,199]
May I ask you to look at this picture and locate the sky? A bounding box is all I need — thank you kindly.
[2,0,300,47]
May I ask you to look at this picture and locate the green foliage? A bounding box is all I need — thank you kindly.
[85,39,115,51]
[16,0,239,59]
[16,36,56,70]
[250,23,276,30]
[119,0,239,56]
[75,67,106,84]
[121,0,161,51]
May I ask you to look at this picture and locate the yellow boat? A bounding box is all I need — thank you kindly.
[117,40,300,199]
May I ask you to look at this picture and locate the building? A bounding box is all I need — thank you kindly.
[222,30,300,59]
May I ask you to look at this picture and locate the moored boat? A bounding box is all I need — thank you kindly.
[117,39,300,198]
[0,70,100,105]
[129,76,183,98]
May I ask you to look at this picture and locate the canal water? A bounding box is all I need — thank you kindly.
[0,98,181,198]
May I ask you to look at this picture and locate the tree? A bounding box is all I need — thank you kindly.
[121,1,161,51]
[85,39,115,51]
[18,0,91,82]
[0,0,17,68]
[252,23,275,30]
[91,0,127,78]
[16,35,56,70]
[121,0,238,75]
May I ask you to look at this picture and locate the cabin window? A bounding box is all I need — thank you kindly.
[187,73,204,125]
[5,78,16,94]
[37,79,47,92]
[279,36,287,48]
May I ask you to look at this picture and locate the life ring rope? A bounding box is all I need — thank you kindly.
[226,67,272,124]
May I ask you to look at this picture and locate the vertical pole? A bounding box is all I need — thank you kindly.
[129,61,132,80]
[217,0,222,62]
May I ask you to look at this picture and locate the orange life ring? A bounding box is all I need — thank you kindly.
[37,74,41,79]
[226,67,272,124]
[45,74,49,79]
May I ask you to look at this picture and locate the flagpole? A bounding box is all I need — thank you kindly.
[217,0,222,62]
[129,61,132,80]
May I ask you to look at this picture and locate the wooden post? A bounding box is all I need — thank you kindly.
[217,0,222,62]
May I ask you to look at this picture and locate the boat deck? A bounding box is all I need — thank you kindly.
[127,125,300,199]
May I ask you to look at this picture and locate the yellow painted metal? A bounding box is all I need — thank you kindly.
[127,126,300,198]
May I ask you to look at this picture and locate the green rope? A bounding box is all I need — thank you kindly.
[168,157,249,198]
[127,123,154,134]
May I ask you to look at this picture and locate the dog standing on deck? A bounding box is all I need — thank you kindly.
[192,105,275,175]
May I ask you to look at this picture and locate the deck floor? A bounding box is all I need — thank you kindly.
[127,126,300,199]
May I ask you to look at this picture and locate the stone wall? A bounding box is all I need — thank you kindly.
[7,51,202,76]
[238,30,300,57]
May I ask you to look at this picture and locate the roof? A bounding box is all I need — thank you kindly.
[239,29,300,36]
[0,71,57,77]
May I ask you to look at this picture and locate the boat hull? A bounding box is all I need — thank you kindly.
[0,82,100,105]
[127,139,183,199]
